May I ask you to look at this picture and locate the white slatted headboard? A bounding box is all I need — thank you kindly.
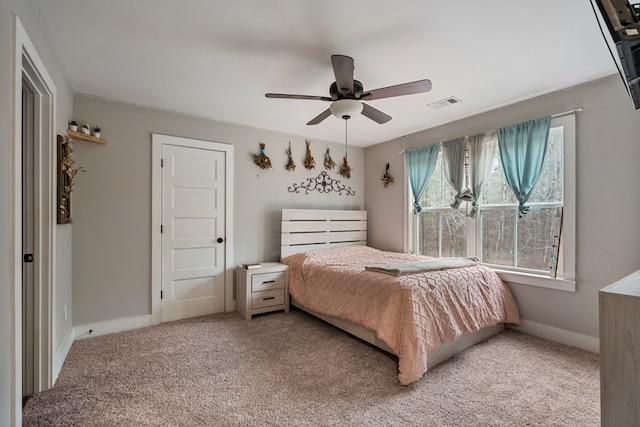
[281,209,367,259]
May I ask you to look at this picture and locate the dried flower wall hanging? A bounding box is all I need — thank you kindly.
[303,140,315,170]
[324,147,336,170]
[381,162,395,187]
[61,136,85,184]
[339,157,351,179]
[57,134,85,223]
[285,141,296,171]
[253,143,273,169]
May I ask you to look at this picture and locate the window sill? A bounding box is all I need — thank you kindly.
[493,269,576,292]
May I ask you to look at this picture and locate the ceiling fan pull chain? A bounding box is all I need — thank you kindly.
[339,117,352,179]
[344,119,348,158]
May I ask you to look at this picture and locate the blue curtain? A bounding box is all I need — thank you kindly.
[497,116,551,216]
[405,144,440,213]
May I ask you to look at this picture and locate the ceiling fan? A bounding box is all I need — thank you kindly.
[265,54,432,125]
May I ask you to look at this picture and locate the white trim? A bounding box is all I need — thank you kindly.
[496,269,576,292]
[53,327,74,379]
[10,15,57,424]
[403,149,409,253]
[508,319,599,353]
[557,114,576,281]
[73,315,153,340]
[151,137,162,325]
[151,134,235,325]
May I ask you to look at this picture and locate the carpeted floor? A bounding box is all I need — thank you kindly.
[23,310,600,426]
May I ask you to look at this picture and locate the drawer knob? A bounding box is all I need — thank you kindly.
[263,296,275,301]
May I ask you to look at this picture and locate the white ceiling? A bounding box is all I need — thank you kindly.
[32,0,617,147]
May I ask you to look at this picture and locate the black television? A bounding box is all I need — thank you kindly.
[593,0,640,109]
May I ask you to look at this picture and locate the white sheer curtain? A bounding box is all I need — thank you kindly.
[441,137,472,209]
[468,131,497,218]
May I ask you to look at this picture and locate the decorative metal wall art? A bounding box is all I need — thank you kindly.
[324,147,336,170]
[285,141,296,171]
[253,143,273,169]
[381,162,395,187]
[288,170,355,196]
[303,139,315,169]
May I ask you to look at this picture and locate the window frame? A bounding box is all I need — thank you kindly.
[406,114,576,292]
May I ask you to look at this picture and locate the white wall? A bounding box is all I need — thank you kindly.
[0,2,74,425]
[71,95,364,326]
[365,75,640,340]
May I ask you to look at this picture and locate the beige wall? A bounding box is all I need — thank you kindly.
[0,3,74,425]
[365,75,640,340]
[71,95,364,325]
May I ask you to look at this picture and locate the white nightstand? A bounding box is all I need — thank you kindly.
[236,262,289,320]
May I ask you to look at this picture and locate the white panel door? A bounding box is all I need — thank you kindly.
[162,144,226,322]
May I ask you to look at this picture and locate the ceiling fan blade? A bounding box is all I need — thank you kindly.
[360,79,432,101]
[265,93,332,101]
[331,55,354,95]
[307,108,332,125]
[361,103,392,124]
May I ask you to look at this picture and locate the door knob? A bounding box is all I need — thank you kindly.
[217,237,224,243]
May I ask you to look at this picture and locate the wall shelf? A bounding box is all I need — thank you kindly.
[67,129,107,145]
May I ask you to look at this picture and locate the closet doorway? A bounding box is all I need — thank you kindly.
[13,16,57,416]
[22,79,36,401]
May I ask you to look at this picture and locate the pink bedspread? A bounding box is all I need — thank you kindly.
[282,246,520,385]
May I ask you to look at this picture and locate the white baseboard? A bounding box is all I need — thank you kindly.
[508,319,599,353]
[73,314,153,340]
[53,326,75,383]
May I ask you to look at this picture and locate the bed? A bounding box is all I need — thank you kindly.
[280,209,520,385]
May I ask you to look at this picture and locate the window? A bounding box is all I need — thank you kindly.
[409,115,576,288]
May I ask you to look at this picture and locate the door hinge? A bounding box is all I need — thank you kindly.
[161,158,164,167]
[160,224,163,233]
[161,290,163,299]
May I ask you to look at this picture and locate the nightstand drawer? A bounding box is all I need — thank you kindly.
[251,289,285,309]
[251,271,285,292]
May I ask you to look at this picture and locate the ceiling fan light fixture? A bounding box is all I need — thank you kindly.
[266,54,432,125]
[330,99,363,120]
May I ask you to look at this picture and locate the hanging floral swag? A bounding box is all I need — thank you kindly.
[253,143,273,169]
[324,147,336,170]
[303,140,315,170]
[285,141,296,171]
